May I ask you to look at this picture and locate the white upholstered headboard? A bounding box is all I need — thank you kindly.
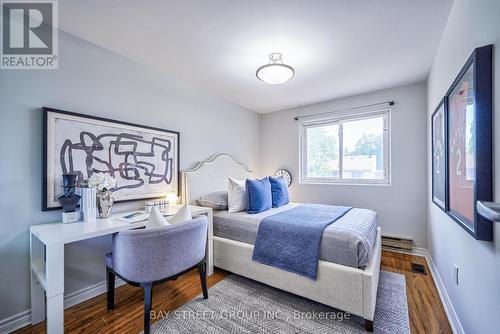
[181,153,253,204]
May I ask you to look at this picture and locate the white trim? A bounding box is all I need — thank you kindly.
[387,247,464,334]
[0,310,31,334]
[421,249,465,334]
[64,278,126,309]
[0,278,125,333]
[411,246,429,257]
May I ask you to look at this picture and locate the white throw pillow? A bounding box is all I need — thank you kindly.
[167,204,192,224]
[228,177,248,213]
[147,206,170,229]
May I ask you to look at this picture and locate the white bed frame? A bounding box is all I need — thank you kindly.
[181,153,381,331]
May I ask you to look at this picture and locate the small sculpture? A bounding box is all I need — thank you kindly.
[58,173,81,223]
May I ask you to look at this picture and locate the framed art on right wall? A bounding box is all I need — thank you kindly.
[446,44,493,241]
[431,98,447,212]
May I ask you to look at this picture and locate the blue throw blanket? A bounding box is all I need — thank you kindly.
[252,204,352,280]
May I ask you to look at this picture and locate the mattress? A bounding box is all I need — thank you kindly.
[213,203,378,268]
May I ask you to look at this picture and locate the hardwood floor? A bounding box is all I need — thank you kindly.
[381,250,452,334]
[16,250,451,334]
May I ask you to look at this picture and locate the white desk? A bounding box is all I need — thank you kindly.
[30,205,213,334]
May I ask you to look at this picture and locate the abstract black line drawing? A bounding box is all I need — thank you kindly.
[43,108,180,211]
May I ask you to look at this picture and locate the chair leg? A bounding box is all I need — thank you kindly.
[197,262,208,299]
[143,283,153,334]
[364,319,374,332]
[106,267,115,311]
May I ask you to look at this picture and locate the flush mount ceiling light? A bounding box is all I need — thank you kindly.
[256,53,295,84]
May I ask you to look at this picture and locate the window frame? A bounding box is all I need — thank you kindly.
[299,109,391,185]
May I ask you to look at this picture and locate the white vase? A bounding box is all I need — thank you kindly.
[96,190,114,218]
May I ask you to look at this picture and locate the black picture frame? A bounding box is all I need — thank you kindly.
[431,97,447,212]
[445,44,493,241]
[42,107,181,211]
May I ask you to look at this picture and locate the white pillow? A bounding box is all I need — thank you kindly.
[167,204,192,224]
[147,206,170,229]
[228,177,248,213]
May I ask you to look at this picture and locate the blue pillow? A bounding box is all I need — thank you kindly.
[269,176,289,207]
[246,177,272,214]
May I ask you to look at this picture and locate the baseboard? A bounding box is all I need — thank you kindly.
[389,247,464,334]
[64,278,126,309]
[0,310,31,334]
[0,278,125,333]
[411,246,429,257]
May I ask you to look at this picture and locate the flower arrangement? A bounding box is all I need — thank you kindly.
[88,173,117,192]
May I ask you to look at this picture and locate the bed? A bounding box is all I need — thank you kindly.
[181,153,382,331]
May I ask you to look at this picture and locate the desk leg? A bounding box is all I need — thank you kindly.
[206,210,214,276]
[30,234,45,325]
[46,242,64,334]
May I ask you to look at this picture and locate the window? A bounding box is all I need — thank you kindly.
[300,110,390,185]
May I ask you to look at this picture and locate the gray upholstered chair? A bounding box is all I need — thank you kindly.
[105,216,208,334]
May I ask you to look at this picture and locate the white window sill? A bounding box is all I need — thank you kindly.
[299,180,392,186]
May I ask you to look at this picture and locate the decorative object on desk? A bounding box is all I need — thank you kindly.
[96,191,114,219]
[42,107,180,211]
[145,201,154,212]
[81,187,97,221]
[445,44,493,240]
[145,200,168,212]
[166,193,178,206]
[431,98,447,212]
[88,173,117,218]
[115,211,150,224]
[57,173,81,223]
[274,169,292,187]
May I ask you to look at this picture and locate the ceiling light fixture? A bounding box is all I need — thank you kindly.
[256,53,295,84]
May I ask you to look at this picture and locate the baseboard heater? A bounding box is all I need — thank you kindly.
[381,234,413,252]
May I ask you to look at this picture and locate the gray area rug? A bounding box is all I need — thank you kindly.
[151,271,410,333]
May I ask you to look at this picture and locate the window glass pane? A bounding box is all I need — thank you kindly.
[306,124,339,178]
[342,116,384,179]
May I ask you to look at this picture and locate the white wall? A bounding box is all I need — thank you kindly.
[0,31,260,320]
[261,82,428,247]
[426,0,500,333]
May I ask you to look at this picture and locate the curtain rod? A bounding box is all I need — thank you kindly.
[293,100,395,121]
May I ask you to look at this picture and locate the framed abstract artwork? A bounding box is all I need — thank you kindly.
[431,98,447,211]
[445,44,493,240]
[42,107,180,211]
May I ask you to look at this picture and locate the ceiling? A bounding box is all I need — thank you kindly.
[59,0,453,113]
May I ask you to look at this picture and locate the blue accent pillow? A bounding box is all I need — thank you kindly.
[246,177,272,214]
[269,176,289,207]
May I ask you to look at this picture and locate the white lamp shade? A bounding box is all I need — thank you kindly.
[166,193,178,205]
[256,63,295,85]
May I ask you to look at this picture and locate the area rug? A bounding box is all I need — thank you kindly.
[151,271,410,333]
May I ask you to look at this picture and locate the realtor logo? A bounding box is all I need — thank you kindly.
[1,0,58,69]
